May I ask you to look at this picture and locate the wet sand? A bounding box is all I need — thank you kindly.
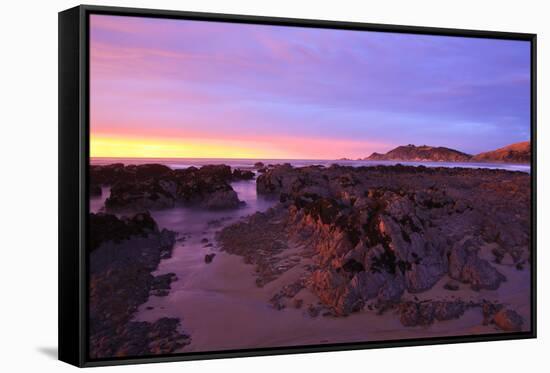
[134,242,530,352]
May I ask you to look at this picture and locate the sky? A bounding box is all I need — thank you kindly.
[90,15,531,160]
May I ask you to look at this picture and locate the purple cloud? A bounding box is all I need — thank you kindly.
[90,14,531,157]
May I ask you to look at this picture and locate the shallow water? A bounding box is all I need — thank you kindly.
[89,186,110,214]
[149,180,276,239]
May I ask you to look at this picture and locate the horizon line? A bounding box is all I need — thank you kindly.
[90,155,341,161]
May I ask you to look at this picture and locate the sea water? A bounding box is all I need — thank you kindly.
[90,157,531,173]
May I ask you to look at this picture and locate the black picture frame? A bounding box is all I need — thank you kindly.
[59,4,537,367]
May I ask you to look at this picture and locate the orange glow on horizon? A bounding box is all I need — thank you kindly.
[91,135,275,159]
[90,134,391,160]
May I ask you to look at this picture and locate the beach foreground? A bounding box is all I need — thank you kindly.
[89,162,531,357]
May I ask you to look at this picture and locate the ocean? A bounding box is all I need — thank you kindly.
[90,157,531,173]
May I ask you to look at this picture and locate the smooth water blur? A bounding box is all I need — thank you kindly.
[89,186,110,213]
[150,180,276,235]
[90,157,530,173]
[88,179,277,233]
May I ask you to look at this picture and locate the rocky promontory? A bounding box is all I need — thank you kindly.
[219,164,530,329]
[364,142,531,164]
[366,144,472,162]
[472,141,531,163]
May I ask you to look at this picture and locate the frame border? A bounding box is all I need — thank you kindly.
[59,4,537,368]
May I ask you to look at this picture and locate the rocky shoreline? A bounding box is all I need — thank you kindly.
[89,211,191,358]
[89,161,530,357]
[218,164,530,330]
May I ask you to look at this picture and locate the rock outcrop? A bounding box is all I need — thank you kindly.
[91,163,243,211]
[399,300,469,326]
[221,164,530,322]
[232,169,255,180]
[89,212,190,358]
[89,211,159,252]
[493,309,524,331]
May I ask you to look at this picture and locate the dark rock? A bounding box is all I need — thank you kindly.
[482,301,504,325]
[105,178,176,211]
[203,188,241,209]
[449,239,506,290]
[95,163,243,211]
[400,302,420,326]
[307,304,321,318]
[400,300,467,326]
[90,184,102,197]
[204,253,216,263]
[151,289,170,297]
[444,280,460,291]
[269,280,306,310]
[217,207,291,287]
[89,213,190,358]
[89,212,158,252]
[151,273,177,295]
[494,309,524,331]
[232,169,255,180]
[89,163,125,185]
[221,164,529,319]
[196,164,233,182]
[433,300,467,321]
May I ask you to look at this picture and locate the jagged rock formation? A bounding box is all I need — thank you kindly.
[90,164,245,211]
[366,145,472,162]
[219,164,529,327]
[472,141,530,163]
[89,212,190,358]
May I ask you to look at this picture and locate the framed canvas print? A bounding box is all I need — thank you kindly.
[58,5,537,367]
